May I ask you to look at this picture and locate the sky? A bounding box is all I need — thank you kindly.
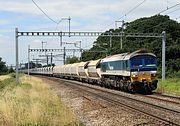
[0,0,180,66]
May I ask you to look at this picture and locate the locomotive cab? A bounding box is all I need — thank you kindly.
[130,54,158,93]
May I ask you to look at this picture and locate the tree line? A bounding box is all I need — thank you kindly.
[0,57,14,75]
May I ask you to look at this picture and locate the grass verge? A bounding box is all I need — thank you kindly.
[0,74,83,126]
[156,78,180,96]
[0,75,10,81]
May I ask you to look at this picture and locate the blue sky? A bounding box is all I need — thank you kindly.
[0,0,180,66]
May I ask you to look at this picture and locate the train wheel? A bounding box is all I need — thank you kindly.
[128,84,135,94]
[120,81,123,91]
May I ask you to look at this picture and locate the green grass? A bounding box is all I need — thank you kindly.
[0,77,17,90]
[156,78,180,96]
[0,74,83,126]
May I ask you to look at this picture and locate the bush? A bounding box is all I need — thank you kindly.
[9,73,16,78]
[171,71,180,78]
[8,68,15,73]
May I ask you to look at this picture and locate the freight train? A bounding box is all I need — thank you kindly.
[23,50,158,93]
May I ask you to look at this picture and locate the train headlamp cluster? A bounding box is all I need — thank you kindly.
[131,72,138,77]
[150,71,156,77]
[151,73,156,77]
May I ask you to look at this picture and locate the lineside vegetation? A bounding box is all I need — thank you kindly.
[0,73,83,126]
[156,78,180,96]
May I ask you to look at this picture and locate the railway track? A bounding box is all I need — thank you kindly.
[154,92,180,102]
[42,76,180,126]
[137,93,180,106]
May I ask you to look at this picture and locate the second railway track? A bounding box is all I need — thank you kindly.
[137,93,180,106]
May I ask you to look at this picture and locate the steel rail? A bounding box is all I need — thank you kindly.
[137,94,180,106]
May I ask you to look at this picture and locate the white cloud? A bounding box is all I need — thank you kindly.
[0,19,10,25]
[0,34,10,44]
[0,34,15,65]
[0,0,166,20]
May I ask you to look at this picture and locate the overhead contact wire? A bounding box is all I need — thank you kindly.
[142,2,180,32]
[32,0,58,24]
[119,0,147,20]
[157,2,180,14]
[165,7,180,14]
[101,0,147,31]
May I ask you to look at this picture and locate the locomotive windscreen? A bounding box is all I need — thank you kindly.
[130,55,157,71]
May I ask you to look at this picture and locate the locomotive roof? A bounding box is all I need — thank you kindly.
[101,50,156,62]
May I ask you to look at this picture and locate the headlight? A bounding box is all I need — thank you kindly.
[131,72,138,77]
[151,71,156,77]
[151,73,156,77]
